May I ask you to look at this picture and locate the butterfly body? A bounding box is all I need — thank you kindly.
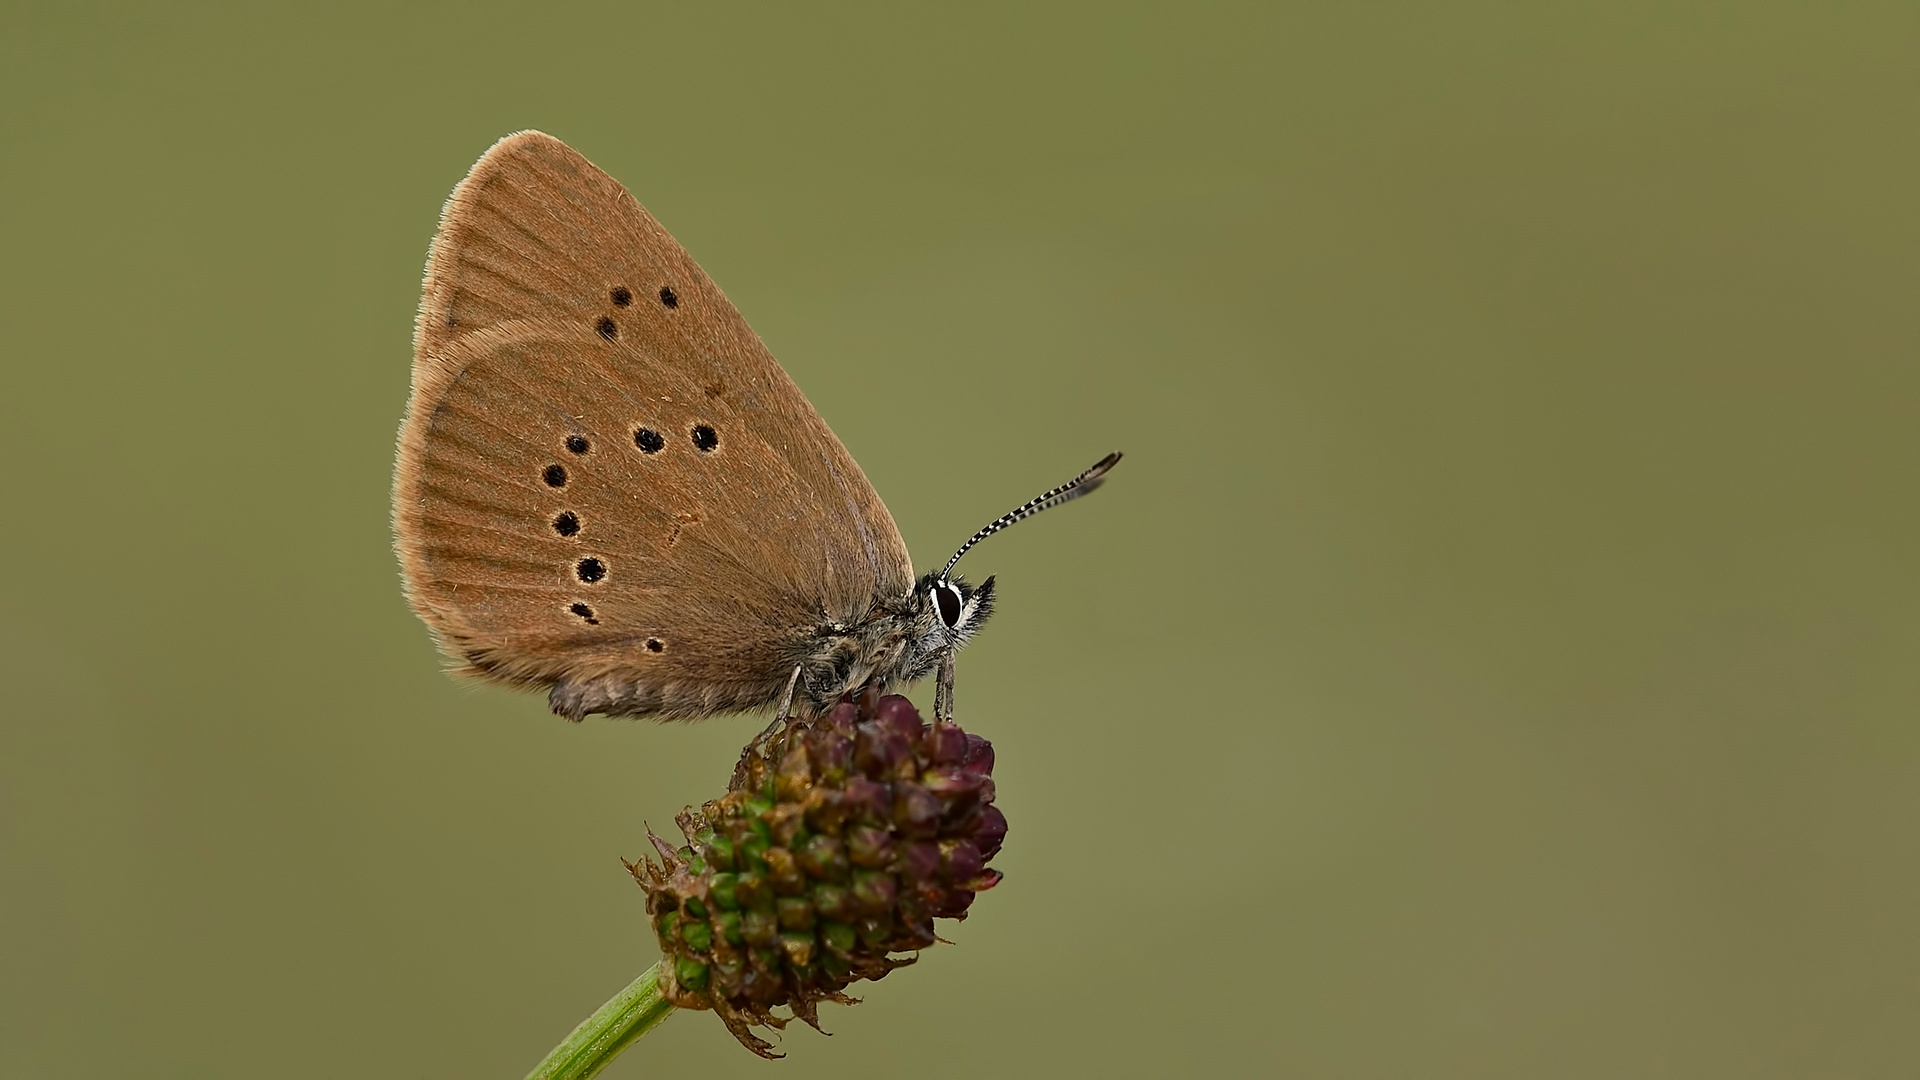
[395,131,1109,723]
[541,570,993,721]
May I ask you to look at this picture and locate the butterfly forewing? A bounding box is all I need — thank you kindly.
[395,132,913,719]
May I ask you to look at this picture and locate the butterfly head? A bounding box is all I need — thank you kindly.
[921,571,996,652]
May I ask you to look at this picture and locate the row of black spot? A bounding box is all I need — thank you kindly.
[554,285,683,641]
[540,425,684,646]
[539,425,720,540]
[596,284,679,340]
[540,424,719,495]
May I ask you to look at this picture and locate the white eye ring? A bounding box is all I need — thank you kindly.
[932,581,964,630]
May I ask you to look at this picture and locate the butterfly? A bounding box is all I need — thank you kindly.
[394,131,1118,724]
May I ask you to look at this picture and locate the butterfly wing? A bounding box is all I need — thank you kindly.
[394,131,913,720]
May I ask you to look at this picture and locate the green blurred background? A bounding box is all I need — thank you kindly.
[3,3,1916,1076]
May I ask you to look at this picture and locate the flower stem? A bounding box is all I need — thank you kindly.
[524,963,677,1080]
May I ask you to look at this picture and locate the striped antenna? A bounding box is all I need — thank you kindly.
[941,452,1123,580]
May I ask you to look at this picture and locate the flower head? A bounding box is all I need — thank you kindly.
[629,691,1006,1057]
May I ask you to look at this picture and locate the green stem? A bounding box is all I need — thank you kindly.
[525,963,677,1080]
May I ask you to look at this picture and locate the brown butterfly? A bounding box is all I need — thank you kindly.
[394,131,1118,724]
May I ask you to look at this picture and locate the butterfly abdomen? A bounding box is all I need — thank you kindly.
[546,666,796,723]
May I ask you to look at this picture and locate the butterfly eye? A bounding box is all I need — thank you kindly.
[932,581,963,629]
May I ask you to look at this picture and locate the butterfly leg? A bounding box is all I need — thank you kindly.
[736,664,803,781]
[934,649,956,723]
